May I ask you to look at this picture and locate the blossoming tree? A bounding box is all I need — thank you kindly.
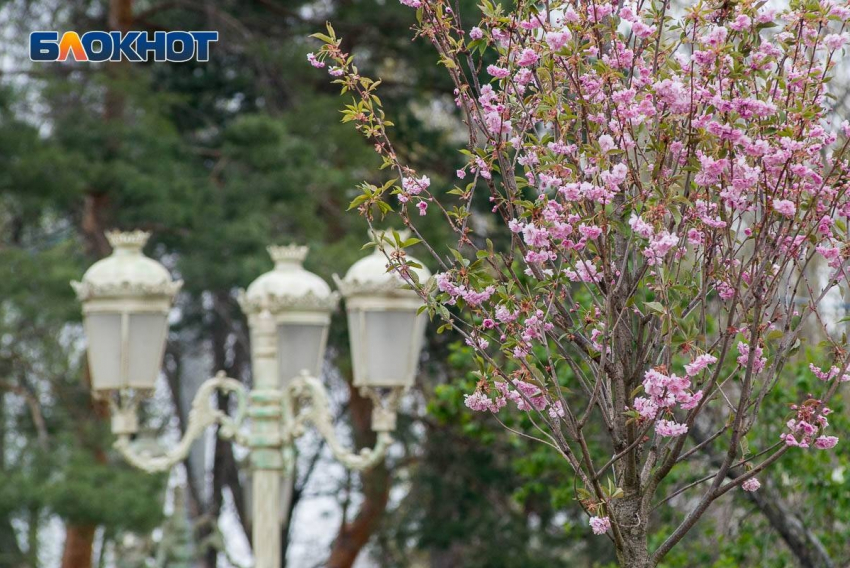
[310,0,850,565]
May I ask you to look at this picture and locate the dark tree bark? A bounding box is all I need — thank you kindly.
[744,487,835,568]
[0,393,25,568]
[611,493,651,568]
[60,525,96,568]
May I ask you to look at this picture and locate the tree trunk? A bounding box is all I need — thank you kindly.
[613,494,651,568]
[745,489,834,568]
[60,525,96,568]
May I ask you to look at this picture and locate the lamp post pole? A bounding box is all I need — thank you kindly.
[249,310,284,568]
[72,230,431,567]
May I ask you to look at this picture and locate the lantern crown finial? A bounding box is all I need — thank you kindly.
[106,230,151,252]
[268,244,309,268]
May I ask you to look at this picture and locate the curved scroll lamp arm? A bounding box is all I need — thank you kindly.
[113,372,249,474]
[287,373,394,472]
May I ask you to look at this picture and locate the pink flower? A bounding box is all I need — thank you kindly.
[773,199,796,218]
[824,33,848,51]
[329,67,344,77]
[307,53,325,68]
[687,228,704,246]
[464,391,504,412]
[417,201,428,216]
[548,400,565,419]
[729,15,752,32]
[399,0,422,7]
[703,25,728,47]
[742,478,761,492]
[654,78,690,114]
[403,175,430,195]
[589,516,611,535]
[656,419,688,437]
[469,27,484,40]
[633,396,659,420]
[579,223,603,239]
[598,134,616,153]
[484,111,511,136]
[546,30,572,50]
[487,65,510,79]
[565,261,602,283]
[737,342,766,373]
[495,305,517,322]
[643,231,679,265]
[814,435,838,450]
[632,21,657,39]
[629,214,654,238]
[685,354,718,376]
[516,48,539,67]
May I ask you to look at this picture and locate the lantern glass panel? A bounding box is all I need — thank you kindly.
[361,310,421,387]
[277,323,328,384]
[84,313,122,391]
[127,313,169,389]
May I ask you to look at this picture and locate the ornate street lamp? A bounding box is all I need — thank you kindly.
[71,230,182,434]
[335,230,431,430]
[238,244,338,384]
[73,231,429,568]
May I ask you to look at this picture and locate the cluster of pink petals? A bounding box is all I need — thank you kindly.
[463,390,506,413]
[464,378,563,418]
[685,354,718,377]
[781,401,838,450]
[656,419,688,438]
[737,342,767,374]
[741,478,761,492]
[435,273,495,307]
[809,363,850,383]
[772,199,797,218]
[633,365,706,437]
[589,516,611,535]
[306,52,324,68]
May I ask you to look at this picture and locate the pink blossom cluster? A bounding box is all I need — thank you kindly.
[780,400,839,450]
[737,342,767,374]
[633,364,707,437]
[464,377,564,418]
[435,273,495,306]
[589,516,611,535]
[809,363,850,383]
[685,354,718,377]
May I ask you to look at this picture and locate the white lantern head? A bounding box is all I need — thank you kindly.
[72,230,182,395]
[334,230,431,390]
[239,244,338,384]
